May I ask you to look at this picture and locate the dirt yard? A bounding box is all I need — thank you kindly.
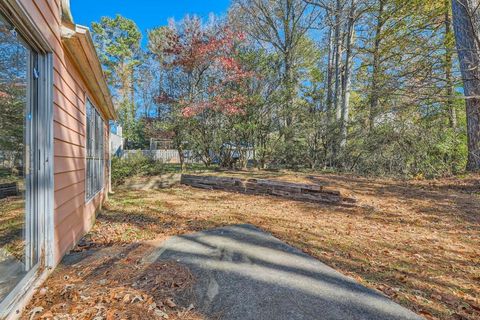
[24,171,479,320]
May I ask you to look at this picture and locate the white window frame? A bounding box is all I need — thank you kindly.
[0,0,54,318]
[85,99,104,201]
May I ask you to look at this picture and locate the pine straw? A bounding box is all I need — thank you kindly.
[23,243,202,320]
[23,171,480,320]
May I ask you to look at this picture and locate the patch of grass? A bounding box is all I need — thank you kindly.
[111,154,218,186]
[117,198,146,206]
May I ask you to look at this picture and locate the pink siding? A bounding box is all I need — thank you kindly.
[19,0,111,265]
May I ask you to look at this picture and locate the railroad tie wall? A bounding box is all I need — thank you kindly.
[180,175,356,205]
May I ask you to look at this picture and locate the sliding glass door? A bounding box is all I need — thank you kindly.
[0,12,40,303]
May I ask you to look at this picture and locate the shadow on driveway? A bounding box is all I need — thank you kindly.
[146,224,422,320]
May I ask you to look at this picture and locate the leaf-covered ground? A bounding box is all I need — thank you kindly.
[24,171,479,319]
[0,196,25,261]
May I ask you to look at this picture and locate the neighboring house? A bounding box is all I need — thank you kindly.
[110,126,124,157]
[0,0,115,318]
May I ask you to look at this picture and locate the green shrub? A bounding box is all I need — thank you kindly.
[111,153,164,186]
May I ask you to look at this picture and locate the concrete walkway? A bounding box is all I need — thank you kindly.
[145,224,422,320]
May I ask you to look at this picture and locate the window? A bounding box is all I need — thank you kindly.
[86,99,104,200]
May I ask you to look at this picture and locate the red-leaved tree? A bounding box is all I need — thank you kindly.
[149,16,254,166]
[153,17,252,116]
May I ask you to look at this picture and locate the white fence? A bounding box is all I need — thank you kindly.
[121,149,198,164]
[120,149,255,164]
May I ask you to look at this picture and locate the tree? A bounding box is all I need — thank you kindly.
[148,16,254,167]
[231,0,320,164]
[0,23,28,170]
[91,15,142,147]
[444,0,457,129]
[451,0,480,171]
[366,0,386,132]
[96,0,470,177]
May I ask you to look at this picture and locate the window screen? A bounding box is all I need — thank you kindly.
[86,99,104,200]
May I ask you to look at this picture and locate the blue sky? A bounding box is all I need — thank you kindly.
[71,0,231,42]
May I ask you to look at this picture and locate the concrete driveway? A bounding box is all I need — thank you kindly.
[144,224,422,320]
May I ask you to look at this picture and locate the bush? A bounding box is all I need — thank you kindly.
[111,153,165,186]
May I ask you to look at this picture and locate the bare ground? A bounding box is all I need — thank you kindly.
[23,171,480,320]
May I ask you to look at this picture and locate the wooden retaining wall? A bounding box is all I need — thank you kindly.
[180,174,356,205]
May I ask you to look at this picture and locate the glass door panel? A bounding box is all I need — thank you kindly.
[0,13,39,303]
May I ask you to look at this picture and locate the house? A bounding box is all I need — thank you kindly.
[0,0,115,317]
[110,125,124,157]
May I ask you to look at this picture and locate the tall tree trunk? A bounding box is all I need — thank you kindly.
[325,26,334,118]
[445,0,457,129]
[451,0,480,171]
[340,0,356,149]
[282,1,295,142]
[331,0,343,163]
[369,0,385,132]
[130,69,135,109]
[130,70,135,126]
[178,147,185,171]
[333,0,343,122]
[284,53,294,129]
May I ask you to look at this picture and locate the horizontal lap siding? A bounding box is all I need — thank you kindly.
[54,157,85,174]
[55,193,86,230]
[54,106,86,136]
[19,0,108,265]
[54,91,85,124]
[55,195,102,258]
[54,122,84,146]
[54,139,85,158]
[54,180,85,209]
[54,169,85,191]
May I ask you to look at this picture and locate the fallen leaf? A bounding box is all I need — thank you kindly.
[40,310,53,319]
[122,294,131,303]
[154,308,169,319]
[165,298,176,308]
[29,307,44,320]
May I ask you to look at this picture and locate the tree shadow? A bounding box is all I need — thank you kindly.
[148,224,422,320]
[55,177,480,319]
[47,224,423,319]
